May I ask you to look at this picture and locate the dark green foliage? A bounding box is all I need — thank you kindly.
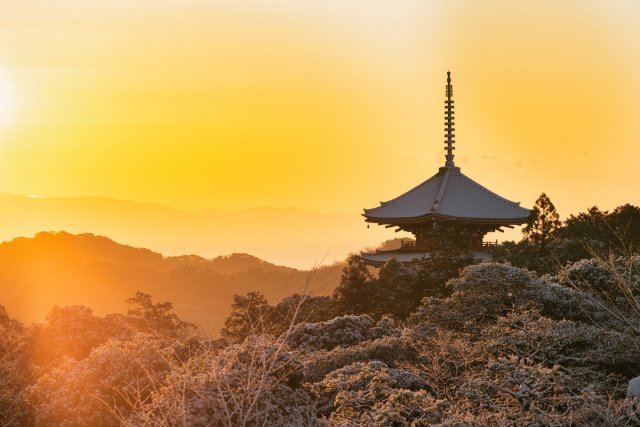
[411,247,476,299]
[373,258,419,318]
[495,203,640,275]
[333,255,375,314]
[563,204,640,253]
[491,239,559,275]
[523,192,562,253]
[333,252,475,319]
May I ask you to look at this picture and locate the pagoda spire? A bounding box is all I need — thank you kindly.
[444,71,455,167]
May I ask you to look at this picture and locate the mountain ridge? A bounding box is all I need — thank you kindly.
[0,231,344,335]
[0,193,391,269]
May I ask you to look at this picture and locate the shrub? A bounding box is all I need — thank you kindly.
[558,256,640,300]
[28,334,170,427]
[124,335,317,427]
[0,306,32,426]
[312,361,441,425]
[450,356,630,425]
[483,309,640,380]
[409,263,625,334]
[303,336,420,383]
[288,314,400,353]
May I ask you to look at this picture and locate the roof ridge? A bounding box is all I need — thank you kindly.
[431,168,452,214]
[363,172,442,214]
[458,172,522,206]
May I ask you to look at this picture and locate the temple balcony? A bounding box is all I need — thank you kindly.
[396,238,497,252]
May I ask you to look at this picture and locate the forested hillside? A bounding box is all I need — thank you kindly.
[0,232,343,332]
[2,202,640,425]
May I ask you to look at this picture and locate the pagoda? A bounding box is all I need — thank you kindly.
[361,71,531,267]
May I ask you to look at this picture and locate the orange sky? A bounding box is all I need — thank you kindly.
[0,1,639,240]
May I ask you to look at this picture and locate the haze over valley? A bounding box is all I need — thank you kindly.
[0,192,394,269]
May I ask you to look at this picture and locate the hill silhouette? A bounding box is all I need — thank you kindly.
[0,231,343,334]
[0,193,394,269]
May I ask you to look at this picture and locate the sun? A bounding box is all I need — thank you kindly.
[0,68,14,128]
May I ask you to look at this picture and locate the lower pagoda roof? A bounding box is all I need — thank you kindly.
[360,249,491,267]
[363,166,531,226]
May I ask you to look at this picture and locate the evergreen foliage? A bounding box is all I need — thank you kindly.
[523,192,562,253]
[332,251,475,320]
[495,202,640,275]
[5,202,640,425]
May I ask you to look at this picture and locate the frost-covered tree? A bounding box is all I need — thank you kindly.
[121,336,317,427]
[0,306,31,426]
[312,361,439,425]
[29,305,131,371]
[288,314,399,353]
[28,333,170,427]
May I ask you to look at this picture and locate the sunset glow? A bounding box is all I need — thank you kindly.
[0,67,14,128]
[2,4,640,423]
[0,0,638,264]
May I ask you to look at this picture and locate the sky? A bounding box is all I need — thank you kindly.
[0,1,639,230]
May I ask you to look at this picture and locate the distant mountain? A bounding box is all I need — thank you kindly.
[0,232,344,334]
[0,193,393,269]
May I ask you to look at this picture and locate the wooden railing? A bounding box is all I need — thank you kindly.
[401,239,416,248]
[396,238,498,251]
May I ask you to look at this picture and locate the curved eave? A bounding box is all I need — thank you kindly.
[360,250,492,267]
[360,251,430,267]
[363,211,530,227]
[363,168,531,225]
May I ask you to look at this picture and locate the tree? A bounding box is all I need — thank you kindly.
[269,294,338,337]
[29,305,130,371]
[120,336,316,427]
[0,306,31,426]
[374,258,418,318]
[333,256,374,314]
[126,292,195,339]
[220,291,272,343]
[523,193,561,253]
[28,333,170,427]
[411,246,476,299]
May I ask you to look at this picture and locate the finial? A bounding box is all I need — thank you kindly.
[444,71,455,167]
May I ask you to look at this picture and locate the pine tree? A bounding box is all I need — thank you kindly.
[523,192,561,253]
[333,255,374,314]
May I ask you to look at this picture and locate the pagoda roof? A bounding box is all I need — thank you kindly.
[363,71,531,226]
[363,166,530,224]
